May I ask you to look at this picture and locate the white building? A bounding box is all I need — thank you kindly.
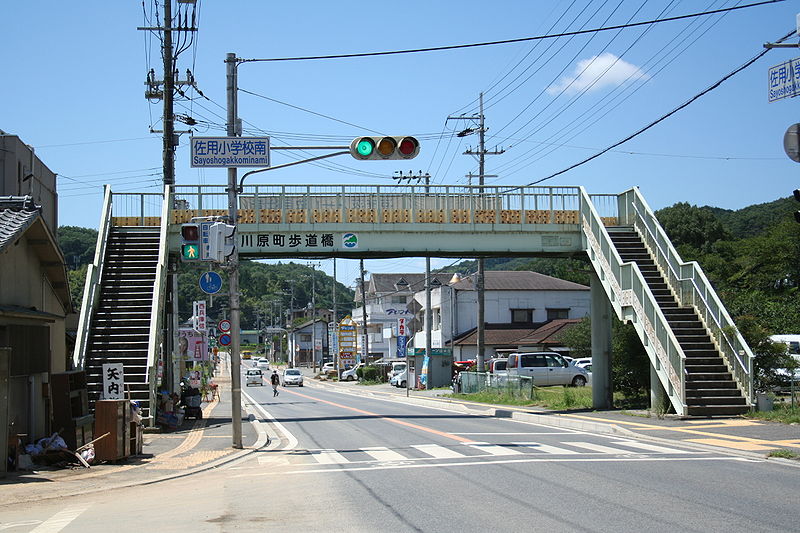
[411,271,590,360]
[351,273,455,361]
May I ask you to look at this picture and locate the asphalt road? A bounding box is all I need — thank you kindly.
[2,375,798,532]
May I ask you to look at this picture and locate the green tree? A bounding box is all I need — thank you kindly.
[57,226,97,269]
[655,202,729,253]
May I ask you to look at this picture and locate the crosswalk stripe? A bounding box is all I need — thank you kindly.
[361,447,407,461]
[512,442,580,454]
[465,441,523,456]
[564,441,640,454]
[411,444,466,459]
[310,449,348,464]
[30,506,91,533]
[609,440,689,454]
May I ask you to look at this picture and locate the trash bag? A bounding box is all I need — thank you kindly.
[80,444,96,464]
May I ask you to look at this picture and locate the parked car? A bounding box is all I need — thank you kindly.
[256,358,270,371]
[322,362,335,372]
[487,357,508,386]
[341,363,364,381]
[389,362,407,378]
[282,368,304,387]
[390,369,408,388]
[245,368,263,386]
[506,352,589,386]
[572,357,592,368]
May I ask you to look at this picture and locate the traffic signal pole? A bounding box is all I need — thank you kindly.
[225,53,243,449]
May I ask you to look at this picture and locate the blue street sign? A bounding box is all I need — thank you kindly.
[396,335,407,358]
[199,271,223,294]
[219,334,232,346]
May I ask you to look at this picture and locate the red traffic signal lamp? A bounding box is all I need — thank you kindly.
[350,136,419,160]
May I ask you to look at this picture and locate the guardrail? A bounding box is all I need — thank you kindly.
[623,188,753,403]
[144,186,171,423]
[168,184,622,226]
[579,187,687,414]
[456,372,536,401]
[73,186,114,369]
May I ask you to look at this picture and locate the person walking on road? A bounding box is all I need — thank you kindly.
[270,370,280,397]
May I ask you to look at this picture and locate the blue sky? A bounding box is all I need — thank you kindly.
[3,1,798,287]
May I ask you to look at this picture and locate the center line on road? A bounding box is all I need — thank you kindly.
[281,388,474,443]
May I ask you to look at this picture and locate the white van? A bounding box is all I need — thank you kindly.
[506,352,589,387]
[390,362,407,377]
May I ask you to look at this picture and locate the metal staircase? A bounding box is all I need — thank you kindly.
[609,229,748,416]
[74,187,169,425]
[83,227,160,419]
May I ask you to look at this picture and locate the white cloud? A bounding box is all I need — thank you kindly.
[547,52,649,95]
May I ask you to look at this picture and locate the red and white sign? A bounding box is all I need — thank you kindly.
[218,319,232,333]
[196,300,207,332]
[397,317,407,337]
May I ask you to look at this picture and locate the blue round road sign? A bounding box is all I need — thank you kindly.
[219,334,232,346]
[199,271,223,294]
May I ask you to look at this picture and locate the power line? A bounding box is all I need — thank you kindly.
[524,28,796,187]
[241,1,783,62]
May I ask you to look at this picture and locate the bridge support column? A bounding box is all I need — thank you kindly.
[590,272,613,409]
[650,364,668,413]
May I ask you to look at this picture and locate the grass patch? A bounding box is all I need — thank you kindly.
[767,448,800,460]
[745,404,800,424]
[447,386,593,409]
[356,379,384,386]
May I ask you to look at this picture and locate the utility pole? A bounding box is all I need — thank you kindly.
[424,257,432,390]
[225,52,243,449]
[360,259,369,365]
[162,0,175,186]
[309,262,320,371]
[448,92,503,372]
[332,258,338,376]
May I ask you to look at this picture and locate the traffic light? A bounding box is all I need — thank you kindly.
[208,222,236,263]
[180,223,201,261]
[794,189,800,224]
[350,136,419,160]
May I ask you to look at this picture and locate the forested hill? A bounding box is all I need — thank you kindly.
[704,196,796,239]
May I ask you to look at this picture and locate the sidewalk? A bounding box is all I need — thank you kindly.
[0,368,266,507]
[303,369,800,460]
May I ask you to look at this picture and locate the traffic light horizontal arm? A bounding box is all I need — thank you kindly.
[237,150,349,191]
[270,146,348,150]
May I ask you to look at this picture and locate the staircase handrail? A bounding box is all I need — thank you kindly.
[580,187,687,413]
[146,186,172,398]
[73,185,113,370]
[624,188,753,402]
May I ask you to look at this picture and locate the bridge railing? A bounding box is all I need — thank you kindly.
[620,188,754,403]
[580,187,687,414]
[74,186,114,369]
[169,184,621,226]
[109,191,165,227]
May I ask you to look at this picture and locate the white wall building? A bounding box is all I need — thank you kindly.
[411,271,590,360]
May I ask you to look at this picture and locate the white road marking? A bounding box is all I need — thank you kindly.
[242,389,298,451]
[412,444,467,459]
[564,441,640,455]
[361,446,407,462]
[310,449,348,464]
[29,506,90,533]
[609,440,691,454]
[453,432,583,436]
[512,442,580,454]
[465,442,523,456]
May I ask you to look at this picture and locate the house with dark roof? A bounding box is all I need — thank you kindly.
[0,196,73,467]
[410,271,589,360]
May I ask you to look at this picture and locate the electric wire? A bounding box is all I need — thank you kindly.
[240,1,783,62]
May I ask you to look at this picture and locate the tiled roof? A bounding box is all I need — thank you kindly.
[368,272,457,295]
[0,196,41,252]
[451,271,588,291]
[452,319,581,347]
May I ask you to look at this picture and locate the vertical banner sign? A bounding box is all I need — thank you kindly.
[337,316,357,368]
[419,356,430,389]
[397,317,407,337]
[179,329,209,362]
[396,335,407,359]
[196,300,207,332]
[102,363,125,399]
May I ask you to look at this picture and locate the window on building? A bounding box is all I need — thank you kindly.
[300,334,312,342]
[390,296,407,304]
[511,309,534,324]
[546,308,569,320]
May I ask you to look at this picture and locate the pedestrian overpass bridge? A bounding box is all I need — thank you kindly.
[74,184,755,422]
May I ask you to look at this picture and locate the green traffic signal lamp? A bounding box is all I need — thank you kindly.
[350,136,419,160]
[180,223,201,261]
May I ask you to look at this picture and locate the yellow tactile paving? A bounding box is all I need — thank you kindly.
[687,439,778,451]
[148,449,234,470]
[147,396,220,464]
